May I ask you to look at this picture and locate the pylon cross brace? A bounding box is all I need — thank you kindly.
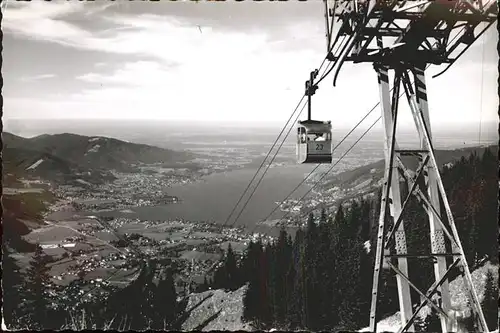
[369,63,489,333]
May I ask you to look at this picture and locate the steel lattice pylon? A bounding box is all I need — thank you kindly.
[321,1,498,332]
[370,63,488,332]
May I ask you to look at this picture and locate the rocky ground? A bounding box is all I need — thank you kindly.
[359,262,499,332]
[181,285,253,331]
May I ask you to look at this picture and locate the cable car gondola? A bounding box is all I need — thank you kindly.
[296,69,333,164]
[297,120,332,164]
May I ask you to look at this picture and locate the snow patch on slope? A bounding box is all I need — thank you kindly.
[26,159,44,170]
[363,240,371,254]
[181,285,253,331]
[87,144,101,153]
[75,179,92,186]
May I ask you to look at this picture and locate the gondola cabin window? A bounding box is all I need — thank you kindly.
[298,127,307,144]
[296,120,333,164]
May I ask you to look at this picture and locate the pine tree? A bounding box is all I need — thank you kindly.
[477,148,498,264]
[268,229,290,326]
[426,307,442,332]
[213,263,226,290]
[23,244,52,329]
[224,243,240,291]
[283,261,296,329]
[304,212,320,330]
[155,267,178,329]
[320,207,327,224]
[375,269,399,320]
[240,241,257,284]
[357,242,373,327]
[200,276,209,292]
[357,200,374,325]
[129,261,155,330]
[261,244,274,327]
[242,241,264,325]
[286,228,306,330]
[482,270,498,331]
[242,272,259,324]
[105,260,154,330]
[141,262,159,329]
[331,202,367,330]
[319,246,336,327]
[2,244,25,329]
[467,212,480,267]
[307,212,316,232]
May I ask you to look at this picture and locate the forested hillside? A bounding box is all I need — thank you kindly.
[210,148,498,331]
[2,251,185,330]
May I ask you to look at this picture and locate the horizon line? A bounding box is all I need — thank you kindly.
[4,117,497,124]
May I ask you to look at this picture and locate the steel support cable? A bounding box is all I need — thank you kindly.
[432,18,495,78]
[278,115,382,227]
[317,51,336,82]
[223,46,341,228]
[256,99,380,229]
[257,62,440,239]
[244,37,372,233]
[221,4,447,246]
[204,50,340,276]
[223,7,353,229]
[315,34,349,86]
[229,100,309,228]
[315,5,352,87]
[221,94,307,227]
[317,36,344,85]
[309,32,350,90]
[315,44,342,87]
[234,40,355,231]
[229,42,357,229]
[317,0,339,79]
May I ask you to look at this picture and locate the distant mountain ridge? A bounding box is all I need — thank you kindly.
[2,132,197,185]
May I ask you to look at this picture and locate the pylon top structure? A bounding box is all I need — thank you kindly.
[321,1,498,332]
[324,0,497,73]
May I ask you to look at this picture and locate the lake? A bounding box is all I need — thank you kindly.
[97,164,318,227]
[87,127,495,231]
[92,139,386,231]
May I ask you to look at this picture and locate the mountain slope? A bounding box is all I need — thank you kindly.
[2,191,54,252]
[3,146,116,185]
[2,132,29,147]
[2,132,199,184]
[322,145,497,193]
[182,263,498,332]
[5,132,196,171]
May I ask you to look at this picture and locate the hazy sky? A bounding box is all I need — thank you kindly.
[3,0,498,127]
